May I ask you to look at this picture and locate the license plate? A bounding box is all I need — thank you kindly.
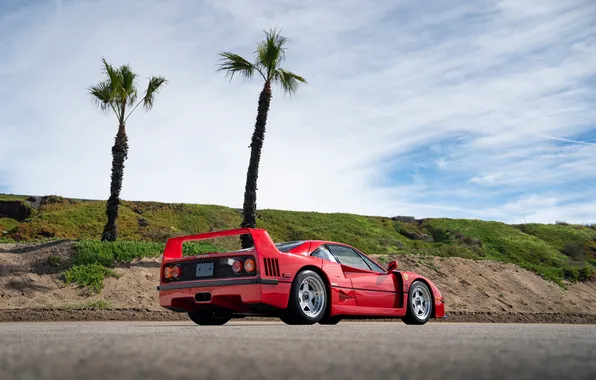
[195,262,214,277]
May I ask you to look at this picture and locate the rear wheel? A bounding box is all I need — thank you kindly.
[188,311,231,326]
[402,281,433,325]
[281,270,327,325]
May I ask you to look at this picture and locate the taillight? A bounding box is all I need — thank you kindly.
[172,264,182,279]
[164,266,173,279]
[244,258,256,273]
[232,259,243,274]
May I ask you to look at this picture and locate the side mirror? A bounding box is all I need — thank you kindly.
[387,260,398,272]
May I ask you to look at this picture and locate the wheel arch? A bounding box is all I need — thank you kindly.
[290,265,332,313]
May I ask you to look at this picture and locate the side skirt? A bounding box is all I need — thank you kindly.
[331,304,408,318]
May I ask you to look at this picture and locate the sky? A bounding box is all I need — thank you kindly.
[0,0,595,224]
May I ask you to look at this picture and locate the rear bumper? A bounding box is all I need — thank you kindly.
[158,277,290,313]
[157,277,278,291]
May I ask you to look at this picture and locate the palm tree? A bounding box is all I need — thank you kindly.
[217,28,307,248]
[89,58,167,241]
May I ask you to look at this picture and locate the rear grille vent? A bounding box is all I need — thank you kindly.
[263,258,280,277]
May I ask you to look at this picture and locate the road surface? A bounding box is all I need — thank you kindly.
[0,321,594,380]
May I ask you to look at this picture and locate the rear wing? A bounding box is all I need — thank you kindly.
[162,228,277,260]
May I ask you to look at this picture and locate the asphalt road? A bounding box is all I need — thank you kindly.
[0,321,594,380]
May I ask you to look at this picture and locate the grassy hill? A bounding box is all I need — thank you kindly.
[1,193,595,285]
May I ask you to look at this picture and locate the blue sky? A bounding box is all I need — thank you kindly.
[0,0,595,224]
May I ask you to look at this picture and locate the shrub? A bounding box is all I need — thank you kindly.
[556,266,595,283]
[563,267,580,283]
[73,241,119,266]
[578,266,594,282]
[455,232,483,248]
[41,195,70,206]
[63,264,120,293]
[47,255,62,266]
[0,217,19,234]
[426,226,452,243]
[562,241,586,262]
[10,221,60,241]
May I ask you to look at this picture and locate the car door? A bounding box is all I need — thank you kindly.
[311,245,355,294]
[326,244,399,309]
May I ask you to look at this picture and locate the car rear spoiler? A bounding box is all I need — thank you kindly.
[162,228,276,260]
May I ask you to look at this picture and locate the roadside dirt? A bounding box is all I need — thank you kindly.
[1,241,595,322]
[2,308,596,324]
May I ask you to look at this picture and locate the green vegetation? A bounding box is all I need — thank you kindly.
[1,194,595,286]
[1,197,242,242]
[88,58,167,242]
[0,217,19,233]
[64,263,120,293]
[64,299,114,309]
[73,239,221,267]
[517,223,596,264]
[217,28,307,248]
[60,239,222,292]
[416,219,595,284]
[0,194,28,201]
[47,255,62,267]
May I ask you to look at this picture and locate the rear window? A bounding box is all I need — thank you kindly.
[228,241,306,253]
[275,241,306,252]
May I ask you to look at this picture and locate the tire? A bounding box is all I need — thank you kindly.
[281,270,328,325]
[402,280,433,325]
[188,311,232,326]
[318,315,341,325]
[279,314,294,324]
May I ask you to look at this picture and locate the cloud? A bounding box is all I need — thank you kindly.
[0,0,595,224]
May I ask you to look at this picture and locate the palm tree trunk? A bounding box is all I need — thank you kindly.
[101,123,129,242]
[240,82,272,248]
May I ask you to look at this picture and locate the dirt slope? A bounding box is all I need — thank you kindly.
[1,241,595,316]
[0,241,161,309]
[388,255,596,314]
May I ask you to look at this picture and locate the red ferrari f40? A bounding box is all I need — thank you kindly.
[158,228,445,325]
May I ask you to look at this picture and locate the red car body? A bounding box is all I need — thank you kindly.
[158,228,445,324]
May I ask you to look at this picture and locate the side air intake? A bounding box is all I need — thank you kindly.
[263,258,280,277]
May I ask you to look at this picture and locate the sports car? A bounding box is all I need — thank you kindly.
[158,228,445,325]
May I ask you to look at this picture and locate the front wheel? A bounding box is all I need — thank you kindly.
[318,315,341,325]
[402,281,433,325]
[188,311,231,326]
[281,270,328,325]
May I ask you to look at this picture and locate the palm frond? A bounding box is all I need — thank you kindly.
[120,64,138,106]
[255,28,288,78]
[89,80,116,114]
[216,52,259,80]
[273,69,306,95]
[142,76,167,110]
[92,58,165,122]
[101,58,122,95]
